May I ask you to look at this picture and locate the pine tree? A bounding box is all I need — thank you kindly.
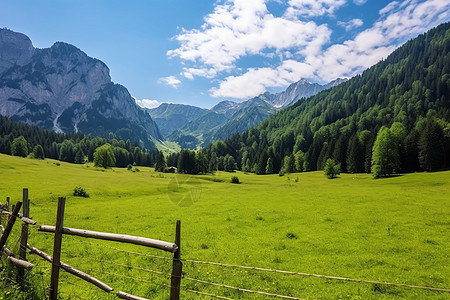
[154,151,167,172]
[74,148,85,164]
[419,118,444,171]
[265,157,274,174]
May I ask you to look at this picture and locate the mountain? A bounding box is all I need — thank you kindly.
[266,78,346,108]
[160,78,345,148]
[208,22,450,174]
[147,103,208,137]
[0,28,162,149]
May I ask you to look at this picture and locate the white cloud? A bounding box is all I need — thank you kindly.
[169,0,450,99]
[168,0,331,76]
[210,60,315,98]
[284,0,347,18]
[302,0,450,82]
[379,1,400,15]
[132,96,161,109]
[353,0,367,5]
[182,67,217,80]
[158,76,182,88]
[337,18,364,31]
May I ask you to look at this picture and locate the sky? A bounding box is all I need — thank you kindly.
[1,0,449,109]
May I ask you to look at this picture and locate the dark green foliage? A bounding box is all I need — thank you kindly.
[0,115,157,167]
[224,154,237,172]
[418,116,445,171]
[177,149,197,174]
[93,143,116,168]
[10,136,28,157]
[255,151,268,175]
[205,23,450,175]
[32,144,45,159]
[286,232,298,239]
[74,149,84,164]
[265,157,274,174]
[231,176,240,184]
[208,152,218,172]
[154,151,167,172]
[59,140,75,163]
[73,186,89,198]
[324,158,341,179]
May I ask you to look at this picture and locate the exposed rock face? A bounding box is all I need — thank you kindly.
[0,28,162,149]
[0,29,34,74]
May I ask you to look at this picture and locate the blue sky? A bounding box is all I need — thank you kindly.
[1,0,449,109]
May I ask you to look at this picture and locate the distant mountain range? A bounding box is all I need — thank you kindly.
[0,28,346,151]
[0,28,162,149]
[148,78,346,148]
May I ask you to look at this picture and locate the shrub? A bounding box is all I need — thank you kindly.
[324,158,341,179]
[127,164,133,170]
[11,136,28,157]
[32,144,45,159]
[286,232,298,239]
[73,186,89,198]
[231,176,240,184]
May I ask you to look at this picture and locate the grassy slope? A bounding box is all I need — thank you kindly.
[0,153,448,299]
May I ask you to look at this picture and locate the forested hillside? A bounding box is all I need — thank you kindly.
[199,22,450,175]
[0,115,157,167]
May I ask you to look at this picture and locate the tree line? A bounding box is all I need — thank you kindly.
[0,115,158,167]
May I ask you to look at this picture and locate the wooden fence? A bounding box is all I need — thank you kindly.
[0,189,182,300]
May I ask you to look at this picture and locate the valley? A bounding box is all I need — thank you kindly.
[0,153,449,299]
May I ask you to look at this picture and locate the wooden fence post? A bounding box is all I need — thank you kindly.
[49,197,65,300]
[0,201,22,252]
[18,188,30,282]
[170,220,182,300]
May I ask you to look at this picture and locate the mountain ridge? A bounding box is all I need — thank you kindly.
[149,77,346,148]
[0,28,162,149]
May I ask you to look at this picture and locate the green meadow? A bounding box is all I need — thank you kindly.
[0,153,449,299]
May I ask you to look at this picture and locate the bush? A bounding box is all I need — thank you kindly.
[127,164,133,170]
[231,176,240,184]
[324,158,341,179]
[73,186,89,198]
[286,232,298,239]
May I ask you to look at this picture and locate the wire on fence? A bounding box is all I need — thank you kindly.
[92,269,237,300]
[185,288,235,300]
[62,238,450,293]
[183,276,304,300]
[180,258,450,293]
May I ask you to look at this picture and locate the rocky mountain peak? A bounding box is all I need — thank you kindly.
[0,28,34,73]
[0,28,161,149]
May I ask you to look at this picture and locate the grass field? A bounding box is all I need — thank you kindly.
[0,153,449,299]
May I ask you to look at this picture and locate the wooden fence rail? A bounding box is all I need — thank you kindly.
[0,190,182,300]
[38,225,178,252]
[27,243,113,292]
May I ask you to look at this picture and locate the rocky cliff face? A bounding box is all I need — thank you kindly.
[0,29,34,74]
[0,28,162,149]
